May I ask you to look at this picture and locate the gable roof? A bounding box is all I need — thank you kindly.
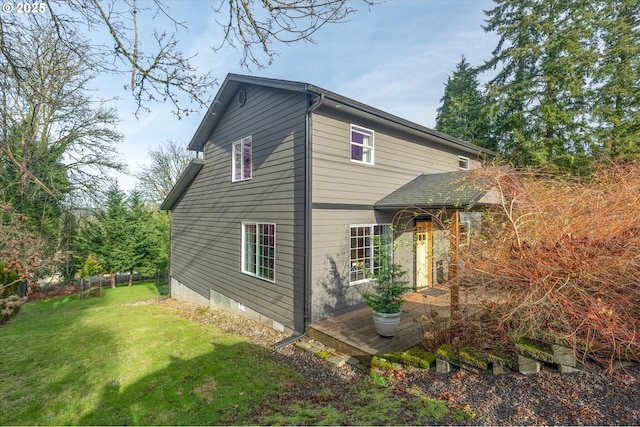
[188,73,497,158]
[375,170,497,210]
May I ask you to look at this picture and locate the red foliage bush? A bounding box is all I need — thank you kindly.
[0,205,41,321]
[463,162,640,369]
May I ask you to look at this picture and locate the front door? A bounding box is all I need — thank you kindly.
[415,221,432,288]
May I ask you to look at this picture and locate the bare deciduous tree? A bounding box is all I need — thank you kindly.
[1,0,377,117]
[135,140,194,205]
[0,24,124,205]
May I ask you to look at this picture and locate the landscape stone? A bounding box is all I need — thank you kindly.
[518,354,541,375]
[327,355,346,367]
[295,341,312,351]
[492,363,511,375]
[558,363,581,374]
[346,357,361,366]
[552,344,577,367]
[460,362,489,375]
[436,358,452,374]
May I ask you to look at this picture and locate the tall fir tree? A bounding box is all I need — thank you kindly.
[91,185,130,288]
[483,0,598,169]
[591,0,640,159]
[123,191,162,285]
[435,57,497,151]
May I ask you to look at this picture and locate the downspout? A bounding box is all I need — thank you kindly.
[274,91,325,349]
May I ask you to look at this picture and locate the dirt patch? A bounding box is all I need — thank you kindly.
[26,285,78,301]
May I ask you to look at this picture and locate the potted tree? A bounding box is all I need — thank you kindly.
[361,236,410,337]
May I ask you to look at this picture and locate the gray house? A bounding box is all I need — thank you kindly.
[161,74,495,334]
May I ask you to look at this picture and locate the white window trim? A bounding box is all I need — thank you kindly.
[232,135,252,182]
[349,223,392,286]
[241,221,276,283]
[350,124,375,165]
[458,155,470,170]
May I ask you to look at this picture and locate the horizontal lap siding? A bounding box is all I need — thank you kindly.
[310,209,380,321]
[309,110,479,321]
[311,111,481,205]
[171,85,307,331]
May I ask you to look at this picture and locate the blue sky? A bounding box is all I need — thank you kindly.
[102,0,498,191]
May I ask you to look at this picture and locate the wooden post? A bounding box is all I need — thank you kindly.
[450,210,460,314]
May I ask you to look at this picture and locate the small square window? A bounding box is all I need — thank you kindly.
[350,125,374,165]
[458,156,470,170]
[232,136,252,181]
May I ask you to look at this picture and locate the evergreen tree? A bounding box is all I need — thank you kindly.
[122,192,161,285]
[91,185,130,288]
[483,0,598,169]
[591,0,640,159]
[436,57,496,152]
[83,188,169,287]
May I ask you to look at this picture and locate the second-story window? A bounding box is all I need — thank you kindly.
[232,135,252,181]
[350,125,374,165]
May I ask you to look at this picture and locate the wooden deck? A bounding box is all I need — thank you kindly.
[308,285,484,363]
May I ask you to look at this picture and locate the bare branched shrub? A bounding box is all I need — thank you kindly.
[0,205,43,321]
[463,163,640,370]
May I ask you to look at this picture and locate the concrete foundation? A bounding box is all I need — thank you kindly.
[170,277,292,335]
[170,278,209,306]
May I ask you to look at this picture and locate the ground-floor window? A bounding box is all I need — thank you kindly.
[242,222,275,282]
[349,224,392,284]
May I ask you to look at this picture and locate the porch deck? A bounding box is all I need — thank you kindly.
[308,285,484,363]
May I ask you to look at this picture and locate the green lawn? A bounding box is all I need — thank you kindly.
[0,282,471,425]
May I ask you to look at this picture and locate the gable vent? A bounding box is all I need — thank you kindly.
[237,89,247,107]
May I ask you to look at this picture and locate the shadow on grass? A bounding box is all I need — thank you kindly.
[0,301,121,425]
[75,341,293,426]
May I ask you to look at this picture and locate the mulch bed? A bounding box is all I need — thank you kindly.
[26,284,78,301]
[24,292,640,424]
[158,298,640,425]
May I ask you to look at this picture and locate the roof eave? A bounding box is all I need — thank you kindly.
[189,74,495,157]
[308,84,496,158]
[160,158,205,211]
[188,74,309,152]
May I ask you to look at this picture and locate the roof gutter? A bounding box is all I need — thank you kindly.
[274,90,324,350]
[306,84,496,158]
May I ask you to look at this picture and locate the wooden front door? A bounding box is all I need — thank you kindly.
[415,221,433,288]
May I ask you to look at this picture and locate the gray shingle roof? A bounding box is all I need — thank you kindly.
[375,170,492,210]
[188,74,497,158]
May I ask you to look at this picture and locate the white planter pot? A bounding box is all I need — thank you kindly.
[372,310,402,338]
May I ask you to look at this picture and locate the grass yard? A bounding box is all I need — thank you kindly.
[0,282,469,425]
[0,282,301,425]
